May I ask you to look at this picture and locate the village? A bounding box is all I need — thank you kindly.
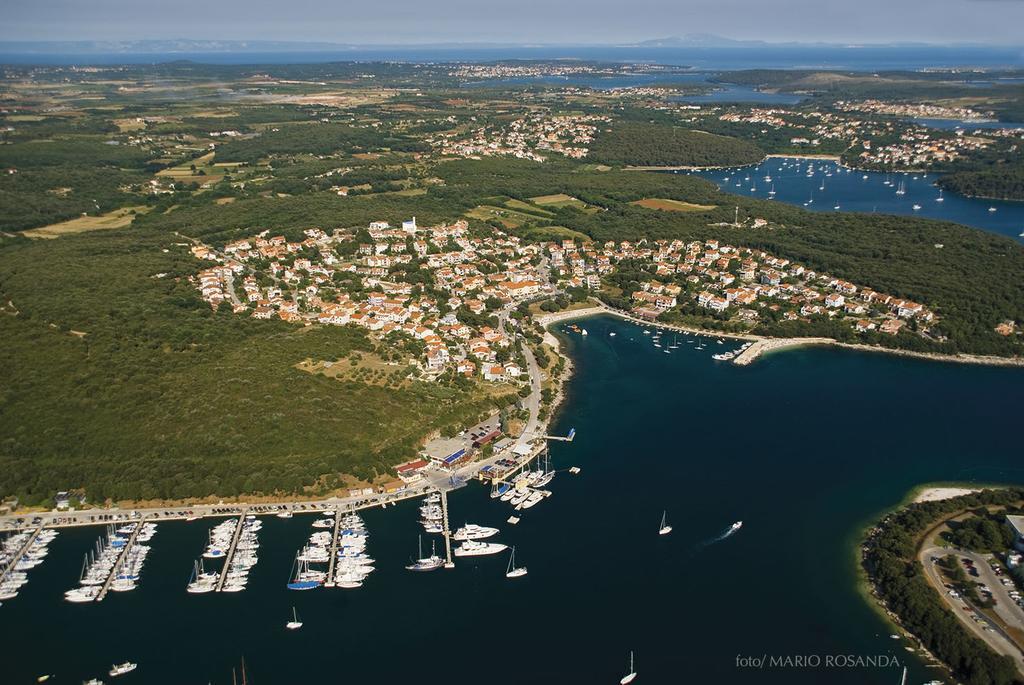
[715,105,1007,168]
[190,217,553,382]
[427,111,609,161]
[543,235,936,338]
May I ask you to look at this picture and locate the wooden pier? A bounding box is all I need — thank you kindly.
[214,511,248,592]
[96,519,145,602]
[0,526,41,586]
[325,508,343,588]
[440,490,454,569]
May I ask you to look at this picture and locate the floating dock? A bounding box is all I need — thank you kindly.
[324,508,342,587]
[440,490,454,569]
[543,427,575,442]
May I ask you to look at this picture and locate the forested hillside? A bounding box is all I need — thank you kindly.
[588,122,765,167]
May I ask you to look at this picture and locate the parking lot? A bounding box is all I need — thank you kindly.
[422,412,501,462]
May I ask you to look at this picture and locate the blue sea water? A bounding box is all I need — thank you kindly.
[690,157,1024,241]
[2,319,1023,684]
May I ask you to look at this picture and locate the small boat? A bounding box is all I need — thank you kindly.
[286,606,303,630]
[936,189,944,202]
[731,521,743,532]
[109,662,137,677]
[620,651,637,684]
[505,546,527,578]
[507,516,520,525]
[609,332,616,337]
[658,511,672,536]
[912,204,922,211]
[275,510,293,519]
[989,206,997,212]
[580,328,588,336]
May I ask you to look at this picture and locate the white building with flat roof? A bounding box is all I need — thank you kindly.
[1007,515,1024,552]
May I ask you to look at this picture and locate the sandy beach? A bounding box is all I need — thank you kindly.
[913,486,981,503]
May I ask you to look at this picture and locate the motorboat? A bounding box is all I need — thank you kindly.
[454,540,507,557]
[452,524,499,541]
[109,662,137,678]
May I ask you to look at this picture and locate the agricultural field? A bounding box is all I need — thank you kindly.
[21,206,151,239]
[630,197,717,212]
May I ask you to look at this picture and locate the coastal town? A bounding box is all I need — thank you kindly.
[189,216,938,383]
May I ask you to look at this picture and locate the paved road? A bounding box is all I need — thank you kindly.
[920,545,1024,673]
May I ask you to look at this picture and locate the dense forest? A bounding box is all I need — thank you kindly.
[588,122,765,167]
[862,489,1024,685]
[938,166,1024,201]
[214,122,429,164]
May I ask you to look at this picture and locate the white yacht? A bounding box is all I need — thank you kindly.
[454,540,508,557]
[519,491,545,510]
[109,662,137,678]
[452,524,499,541]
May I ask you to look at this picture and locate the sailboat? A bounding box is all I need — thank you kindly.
[405,536,443,571]
[936,188,944,202]
[286,554,321,590]
[505,546,528,578]
[620,651,637,684]
[895,178,906,196]
[286,606,303,630]
[768,183,776,198]
[658,511,672,536]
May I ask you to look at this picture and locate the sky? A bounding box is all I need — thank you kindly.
[3,0,1024,46]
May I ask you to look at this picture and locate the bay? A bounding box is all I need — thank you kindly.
[689,157,1024,241]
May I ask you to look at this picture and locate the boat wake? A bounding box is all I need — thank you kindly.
[695,521,743,550]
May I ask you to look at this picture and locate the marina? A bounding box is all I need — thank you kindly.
[0,527,53,602]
